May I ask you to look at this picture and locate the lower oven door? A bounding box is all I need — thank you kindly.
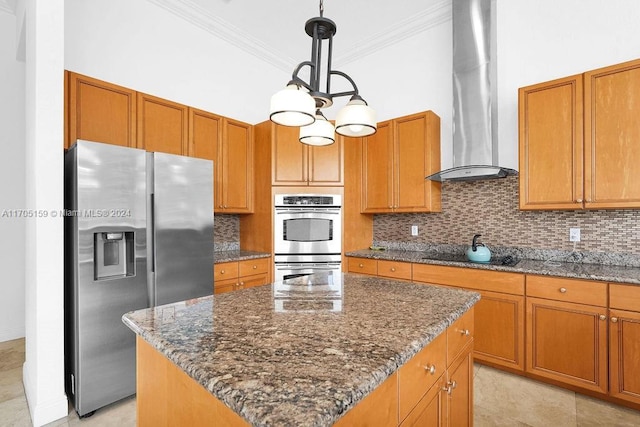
[274,262,342,282]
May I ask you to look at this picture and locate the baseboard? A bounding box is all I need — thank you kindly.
[23,361,69,427]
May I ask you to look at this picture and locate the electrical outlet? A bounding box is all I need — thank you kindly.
[569,228,581,242]
[411,225,418,236]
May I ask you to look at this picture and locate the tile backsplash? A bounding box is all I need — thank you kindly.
[214,214,240,251]
[373,176,640,257]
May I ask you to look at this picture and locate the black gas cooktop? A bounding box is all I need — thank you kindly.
[420,253,520,267]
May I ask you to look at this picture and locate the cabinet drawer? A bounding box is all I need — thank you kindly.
[377,260,412,280]
[610,284,640,312]
[526,275,607,307]
[214,262,238,281]
[239,257,269,277]
[398,332,447,421]
[412,264,524,295]
[348,257,377,275]
[447,308,474,365]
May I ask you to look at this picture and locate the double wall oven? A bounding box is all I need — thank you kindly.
[274,194,342,282]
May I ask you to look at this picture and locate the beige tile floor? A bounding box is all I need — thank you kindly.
[2,338,640,426]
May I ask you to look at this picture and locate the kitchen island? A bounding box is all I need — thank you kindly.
[122,272,480,426]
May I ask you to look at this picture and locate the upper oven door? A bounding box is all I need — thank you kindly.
[274,208,342,255]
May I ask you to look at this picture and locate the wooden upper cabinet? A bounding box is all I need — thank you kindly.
[272,123,343,186]
[584,58,640,209]
[189,108,220,212]
[362,120,393,212]
[362,111,441,213]
[137,93,188,155]
[219,118,253,213]
[518,74,584,210]
[67,72,137,149]
[519,57,640,210]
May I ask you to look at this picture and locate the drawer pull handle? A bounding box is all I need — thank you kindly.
[559,287,567,293]
[611,317,618,323]
[221,270,225,274]
[460,329,470,336]
[253,265,257,269]
[443,380,457,395]
[599,314,606,321]
[423,364,436,375]
[391,267,396,272]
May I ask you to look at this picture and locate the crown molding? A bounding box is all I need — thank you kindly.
[146,0,451,72]
[0,0,16,15]
[146,0,297,72]
[335,0,452,65]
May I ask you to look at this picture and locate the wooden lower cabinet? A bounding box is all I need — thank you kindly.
[526,296,608,394]
[347,257,378,275]
[214,258,270,294]
[447,342,474,427]
[609,283,640,406]
[400,373,447,427]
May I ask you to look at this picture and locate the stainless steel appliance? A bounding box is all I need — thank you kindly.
[274,194,342,282]
[64,140,213,417]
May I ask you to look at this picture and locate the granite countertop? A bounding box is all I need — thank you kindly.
[122,272,480,427]
[346,249,640,286]
[214,250,271,263]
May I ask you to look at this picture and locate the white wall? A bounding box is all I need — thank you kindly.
[496,0,640,170]
[0,10,26,342]
[64,0,288,125]
[21,0,69,425]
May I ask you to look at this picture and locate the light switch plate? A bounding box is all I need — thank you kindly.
[411,225,418,236]
[569,228,581,242]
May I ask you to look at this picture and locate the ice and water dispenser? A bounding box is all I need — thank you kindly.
[94,231,135,280]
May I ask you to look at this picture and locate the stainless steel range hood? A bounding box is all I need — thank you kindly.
[427,0,517,182]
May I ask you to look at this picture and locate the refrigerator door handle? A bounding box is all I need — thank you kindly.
[150,193,156,273]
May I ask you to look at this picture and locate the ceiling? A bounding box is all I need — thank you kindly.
[147,0,451,72]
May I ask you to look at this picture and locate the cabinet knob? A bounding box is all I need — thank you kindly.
[611,317,618,323]
[253,265,257,269]
[559,287,567,293]
[423,364,436,375]
[359,263,364,268]
[576,199,583,203]
[220,270,225,274]
[460,329,470,336]
[390,267,396,272]
[240,281,245,286]
[442,380,457,395]
[599,314,607,321]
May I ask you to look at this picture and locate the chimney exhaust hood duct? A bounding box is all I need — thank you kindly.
[426,0,517,182]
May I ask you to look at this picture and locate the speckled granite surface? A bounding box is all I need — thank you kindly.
[346,249,640,285]
[214,250,271,263]
[122,272,479,427]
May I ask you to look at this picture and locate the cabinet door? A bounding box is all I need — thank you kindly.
[526,297,608,393]
[214,277,238,294]
[272,124,308,185]
[518,75,584,210]
[238,273,269,290]
[394,111,441,213]
[220,118,253,213]
[584,58,640,209]
[361,120,393,213]
[308,137,344,185]
[400,374,447,427]
[474,291,525,371]
[447,342,473,427]
[189,108,221,211]
[68,72,137,149]
[137,93,188,155]
[609,309,640,405]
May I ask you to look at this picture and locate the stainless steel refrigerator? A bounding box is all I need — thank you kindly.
[64,140,213,416]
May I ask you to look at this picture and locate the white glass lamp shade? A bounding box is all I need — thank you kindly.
[335,98,377,137]
[299,112,335,146]
[270,84,316,127]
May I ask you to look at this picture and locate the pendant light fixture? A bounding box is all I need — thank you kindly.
[269,0,377,145]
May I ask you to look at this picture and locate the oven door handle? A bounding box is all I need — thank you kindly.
[275,210,340,215]
[276,266,340,271]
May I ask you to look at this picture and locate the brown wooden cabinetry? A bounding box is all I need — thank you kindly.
[271,124,344,186]
[519,58,640,210]
[137,92,188,155]
[67,72,137,149]
[525,275,608,394]
[361,111,441,213]
[218,119,253,213]
[347,257,412,281]
[213,258,270,294]
[609,284,640,405]
[413,264,525,372]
